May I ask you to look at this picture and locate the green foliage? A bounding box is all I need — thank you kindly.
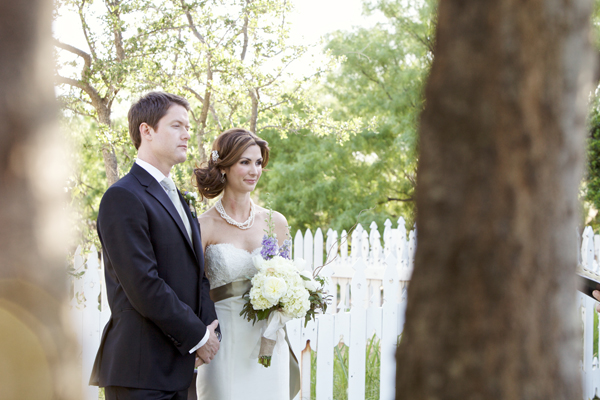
[594,308,599,359]
[302,275,331,327]
[58,0,439,243]
[63,111,141,246]
[581,0,600,230]
[257,0,437,232]
[239,290,279,326]
[309,335,382,400]
[584,107,600,231]
[259,127,414,232]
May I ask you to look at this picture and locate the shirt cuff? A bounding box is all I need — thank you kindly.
[189,330,210,354]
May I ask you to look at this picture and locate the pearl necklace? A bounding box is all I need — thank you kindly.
[215,198,255,230]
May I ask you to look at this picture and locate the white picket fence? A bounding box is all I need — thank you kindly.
[70,218,414,400]
[579,225,600,400]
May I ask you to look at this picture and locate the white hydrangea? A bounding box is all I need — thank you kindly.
[249,274,276,310]
[262,276,287,304]
[282,286,311,318]
[249,255,311,317]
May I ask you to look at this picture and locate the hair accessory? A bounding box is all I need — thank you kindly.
[212,150,219,163]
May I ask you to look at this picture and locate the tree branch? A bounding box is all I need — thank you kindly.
[358,67,393,101]
[386,197,414,202]
[55,75,91,93]
[55,75,105,114]
[184,86,222,130]
[181,0,206,44]
[105,0,126,62]
[240,0,250,61]
[53,40,92,68]
[248,88,259,133]
[77,0,98,61]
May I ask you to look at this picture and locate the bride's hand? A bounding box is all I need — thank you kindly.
[195,320,220,365]
[195,355,204,368]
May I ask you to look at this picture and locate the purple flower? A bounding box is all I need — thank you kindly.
[279,239,291,260]
[260,235,279,260]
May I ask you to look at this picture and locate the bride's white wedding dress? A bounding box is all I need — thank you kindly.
[196,243,290,400]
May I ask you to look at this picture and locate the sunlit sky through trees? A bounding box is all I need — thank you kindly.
[53,0,386,103]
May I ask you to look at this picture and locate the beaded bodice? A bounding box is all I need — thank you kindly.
[204,243,261,290]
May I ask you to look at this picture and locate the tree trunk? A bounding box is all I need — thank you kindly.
[97,102,120,187]
[396,1,594,399]
[0,0,80,399]
[196,58,213,165]
[249,88,259,134]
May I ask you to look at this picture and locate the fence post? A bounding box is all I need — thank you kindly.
[383,219,393,257]
[396,217,406,264]
[314,228,324,272]
[315,313,334,400]
[82,250,101,400]
[340,230,348,260]
[369,221,381,265]
[348,257,367,400]
[325,229,338,265]
[351,224,362,262]
[98,249,110,332]
[380,253,399,400]
[294,230,304,263]
[408,228,416,269]
[362,229,370,263]
[304,229,314,271]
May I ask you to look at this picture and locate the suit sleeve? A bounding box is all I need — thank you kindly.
[98,185,206,355]
[196,221,220,335]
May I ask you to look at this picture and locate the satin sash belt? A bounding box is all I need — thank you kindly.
[209,280,251,303]
[209,280,301,399]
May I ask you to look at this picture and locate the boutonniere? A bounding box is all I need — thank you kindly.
[183,191,199,218]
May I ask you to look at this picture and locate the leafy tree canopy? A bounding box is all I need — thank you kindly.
[258,0,436,232]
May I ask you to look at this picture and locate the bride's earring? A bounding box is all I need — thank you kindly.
[221,172,226,183]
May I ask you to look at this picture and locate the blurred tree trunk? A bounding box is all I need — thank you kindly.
[0,1,80,399]
[396,1,594,399]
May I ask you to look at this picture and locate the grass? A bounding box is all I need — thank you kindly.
[310,334,381,400]
[594,309,599,358]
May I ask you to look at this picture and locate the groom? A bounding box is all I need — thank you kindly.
[90,92,220,400]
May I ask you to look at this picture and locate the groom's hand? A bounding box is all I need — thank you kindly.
[195,320,220,366]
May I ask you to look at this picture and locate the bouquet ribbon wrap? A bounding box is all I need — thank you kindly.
[209,280,300,399]
[259,312,292,360]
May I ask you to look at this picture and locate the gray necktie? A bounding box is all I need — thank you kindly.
[161,177,192,242]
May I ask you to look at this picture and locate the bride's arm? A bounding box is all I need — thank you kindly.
[197,209,216,253]
[272,211,291,246]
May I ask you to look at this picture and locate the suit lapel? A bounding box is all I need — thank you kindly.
[180,192,204,268]
[130,164,196,256]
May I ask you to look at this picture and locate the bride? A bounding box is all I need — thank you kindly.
[193,128,299,400]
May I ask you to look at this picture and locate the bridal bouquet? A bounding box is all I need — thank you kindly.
[240,215,329,367]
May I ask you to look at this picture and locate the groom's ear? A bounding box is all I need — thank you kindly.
[139,122,152,142]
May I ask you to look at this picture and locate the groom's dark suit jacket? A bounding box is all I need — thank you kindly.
[90,163,217,391]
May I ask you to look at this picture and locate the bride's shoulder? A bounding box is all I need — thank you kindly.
[255,205,289,236]
[254,205,287,225]
[198,207,220,226]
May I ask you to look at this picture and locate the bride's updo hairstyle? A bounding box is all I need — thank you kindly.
[194,128,270,199]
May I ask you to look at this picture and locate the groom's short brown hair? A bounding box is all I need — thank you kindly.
[128,92,190,150]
